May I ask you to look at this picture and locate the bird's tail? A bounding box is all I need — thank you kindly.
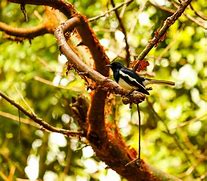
[144,78,175,86]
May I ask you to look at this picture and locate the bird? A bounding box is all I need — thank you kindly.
[107,61,175,166]
[107,62,175,95]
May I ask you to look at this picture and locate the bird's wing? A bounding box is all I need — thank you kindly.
[119,68,149,95]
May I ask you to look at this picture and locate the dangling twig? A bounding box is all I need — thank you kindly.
[18,109,21,144]
[137,103,141,161]
[20,3,28,22]
[125,103,141,166]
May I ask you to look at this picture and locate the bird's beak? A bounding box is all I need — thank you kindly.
[106,64,111,67]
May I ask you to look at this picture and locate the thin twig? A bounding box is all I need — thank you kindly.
[15,86,34,114]
[148,1,175,14]
[184,13,207,29]
[149,1,207,29]
[176,0,207,20]
[0,91,83,137]
[133,0,193,71]
[34,76,72,90]
[171,113,207,129]
[20,3,28,22]
[110,0,131,66]
[0,110,39,127]
[171,1,207,29]
[89,0,133,22]
[189,3,207,20]
[137,103,141,160]
[125,103,141,167]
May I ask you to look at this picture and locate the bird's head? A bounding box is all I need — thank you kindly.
[106,62,124,72]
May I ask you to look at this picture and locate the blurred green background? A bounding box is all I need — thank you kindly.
[0,0,206,180]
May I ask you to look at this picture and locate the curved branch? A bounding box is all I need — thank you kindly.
[0,91,83,137]
[75,16,110,76]
[8,0,110,77]
[0,22,50,38]
[54,17,145,103]
[8,0,75,19]
[189,3,207,20]
[133,0,193,71]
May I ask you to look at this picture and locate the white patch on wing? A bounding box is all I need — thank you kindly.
[118,78,135,90]
[119,70,146,90]
[143,79,150,86]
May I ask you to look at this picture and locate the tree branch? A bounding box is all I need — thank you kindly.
[54,16,145,103]
[0,22,50,39]
[89,0,133,22]
[189,3,207,20]
[8,0,110,78]
[149,1,207,29]
[110,0,131,66]
[133,0,193,71]
[171,1,207,29]
[0,91,83,137]
[0,7,59,39]
[0,110,39,128]
[8,0,75,19]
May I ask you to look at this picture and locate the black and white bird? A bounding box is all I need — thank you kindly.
[107,62,174,95]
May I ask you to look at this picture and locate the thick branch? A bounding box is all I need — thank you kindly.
[0,91,83,137]
[76,16,110,76]
[0,22,50,38]
[8,0,75,19]
[133,0,193,71]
